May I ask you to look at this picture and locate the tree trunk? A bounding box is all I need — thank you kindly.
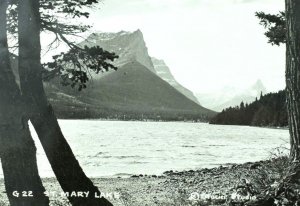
[286,0,300,161]
[0,1,49,205]
[1,123,49,206]
[245,2,300,205]
[18,1,112,205]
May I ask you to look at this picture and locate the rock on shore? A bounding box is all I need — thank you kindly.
[0,158,287,206]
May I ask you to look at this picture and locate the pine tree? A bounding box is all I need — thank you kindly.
[0,0,118,205]
[247,1,300,204]
[256,0,300,164]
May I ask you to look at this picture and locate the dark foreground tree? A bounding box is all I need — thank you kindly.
[285,0,300,163]
[0,0,49,205]
[16,0,116,205]
[248,1,300,205]
[17,1,113,205]
[256,0,300,169]
[0,0,117,205]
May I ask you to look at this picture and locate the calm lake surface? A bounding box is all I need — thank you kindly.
[8,120,293,177]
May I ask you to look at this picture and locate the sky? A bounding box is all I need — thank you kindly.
[43,0,285,94]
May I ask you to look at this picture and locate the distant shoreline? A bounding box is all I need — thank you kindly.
[56,118,290,130]
[57,118,209,123]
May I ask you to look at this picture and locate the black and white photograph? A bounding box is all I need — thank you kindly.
[0,0,298,205]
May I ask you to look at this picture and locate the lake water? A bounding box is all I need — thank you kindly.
[4,120,292,177]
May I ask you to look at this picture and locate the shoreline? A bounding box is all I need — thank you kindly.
[0,158,287,206]
[57,118,209,124]
[57,118,290,130]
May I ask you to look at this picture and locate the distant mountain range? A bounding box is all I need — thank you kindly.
[196,80,268,112]
[42,30,214,121]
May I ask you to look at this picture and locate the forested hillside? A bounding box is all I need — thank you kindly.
[46,62,215,121]
[210,90,288,127]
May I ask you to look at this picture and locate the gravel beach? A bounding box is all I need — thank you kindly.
[0,159,286,206]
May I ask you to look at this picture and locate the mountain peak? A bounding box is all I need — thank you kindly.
[46,30,214,119]
[251,79,267,94]
[134,29,142,34]
[254,79,263,86]
[151,57,200,105]
[79,30,156,73]
[87,29,143,41]
[151,57,166,65]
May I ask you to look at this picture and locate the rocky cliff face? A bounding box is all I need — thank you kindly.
[9,30,215,121]
[80,30,156,73]
[40,30,215,120]
[45,61,215,120]
[80,30,200,105]
[151,57,200,104]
